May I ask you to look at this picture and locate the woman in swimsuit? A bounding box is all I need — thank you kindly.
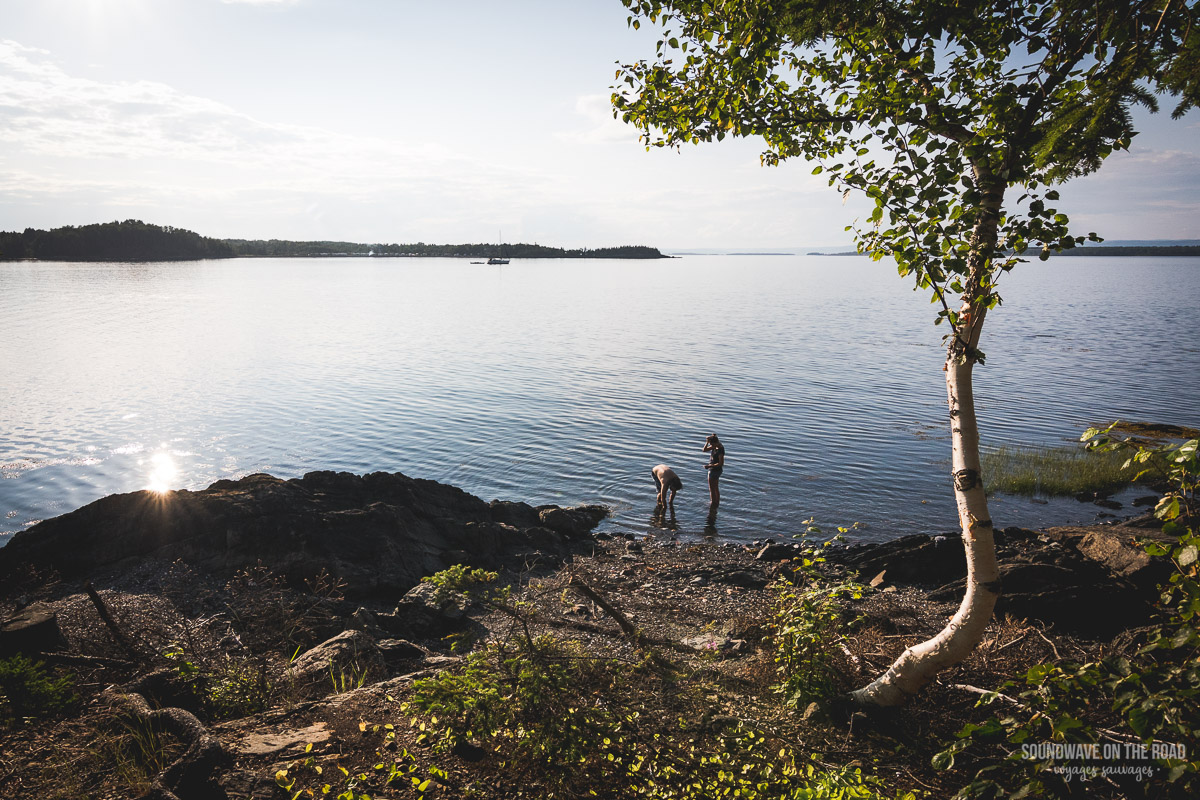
[703,433,725,507]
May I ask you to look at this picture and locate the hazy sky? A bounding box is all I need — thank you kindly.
[2,0,1197,248]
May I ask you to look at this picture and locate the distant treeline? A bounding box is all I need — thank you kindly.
[225,240,667,259]
[1051,245,1200,256]
[0,221,235,261]
[0,220,666,261]
[814,245,1200,257]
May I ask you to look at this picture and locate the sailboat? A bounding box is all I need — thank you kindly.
[487,230,510,265]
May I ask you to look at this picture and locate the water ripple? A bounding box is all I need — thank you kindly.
[2,255,1197,543]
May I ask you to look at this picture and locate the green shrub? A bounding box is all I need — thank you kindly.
[391,565,904,800]
[163,645,271,719]
[0,653,77,725]
[772,534,865,707]
[936,432,1200,798]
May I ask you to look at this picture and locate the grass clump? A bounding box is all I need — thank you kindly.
[982,444,1135,497]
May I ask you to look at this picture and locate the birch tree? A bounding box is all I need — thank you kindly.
[613,0,1199,706]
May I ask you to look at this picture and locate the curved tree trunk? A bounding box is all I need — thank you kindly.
[850,178,1005,707]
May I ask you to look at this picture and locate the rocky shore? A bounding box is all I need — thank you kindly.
[0,471,1176,799]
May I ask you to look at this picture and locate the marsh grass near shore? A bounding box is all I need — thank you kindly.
[982,444,1137,497]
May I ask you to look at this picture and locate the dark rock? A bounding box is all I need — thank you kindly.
[285,630,383,696]
[713,569,768,590]
[377,638,426,663]
[452,740,487,762]
[1076,529,1170,590]
[1132,495,1160,508]
[488,500,541,529]
[0,471,609,600]
[833,524,1169,637]
[828,534,966,586]
[390,581,469,639]
[537,505,609,538]
[350,607,387,637]
[0,602,68,656]
[1094,498,1123,510]
[755,543,795,561]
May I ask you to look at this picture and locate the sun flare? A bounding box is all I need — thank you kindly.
[146,451,178,494]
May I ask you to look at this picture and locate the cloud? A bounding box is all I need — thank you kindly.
[0,39,575,238]
[1057,148,1200,238]
[555,93,635,145]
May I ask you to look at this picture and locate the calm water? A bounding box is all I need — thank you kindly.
[2,255,1198,545]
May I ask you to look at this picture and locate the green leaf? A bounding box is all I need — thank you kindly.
[931,748,956,770]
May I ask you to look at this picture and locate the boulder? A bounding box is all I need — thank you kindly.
[537,505,610,538]
[0,603,68,656]
[846,526,1164,637]
[386,581,470,639]
[829,533,966,586]
[0,471,609,600]
[376,638,427,664]
[756,543,797,562]
[284,630,384,696]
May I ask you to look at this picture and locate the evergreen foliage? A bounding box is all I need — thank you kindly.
[224,239,666,259]
[0,221,666,261]
[0,220,235,261]
[0,654,78,726]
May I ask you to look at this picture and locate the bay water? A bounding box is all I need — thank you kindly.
[2,255,1197,545]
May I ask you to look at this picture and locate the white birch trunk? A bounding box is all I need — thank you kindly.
[849,340,1000,706]
[849,178,1004,707]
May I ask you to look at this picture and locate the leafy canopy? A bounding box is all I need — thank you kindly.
[615,0,1199,344]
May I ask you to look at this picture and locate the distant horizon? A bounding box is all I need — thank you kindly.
[6,219,1199,257]
[2,2,1198,247]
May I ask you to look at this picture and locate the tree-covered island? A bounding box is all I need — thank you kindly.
[0,221,667,262]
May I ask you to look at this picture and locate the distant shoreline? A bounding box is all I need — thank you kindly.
[809,245,1200,257]
[0,220,670,262]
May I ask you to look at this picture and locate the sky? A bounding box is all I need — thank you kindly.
[2,0,1198,250]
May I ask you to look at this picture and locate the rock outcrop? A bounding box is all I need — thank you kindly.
[0,471,608,599]
[828,518,1173,637]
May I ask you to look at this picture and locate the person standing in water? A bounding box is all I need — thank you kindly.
[703,434,725,507]
[651,463,682,508]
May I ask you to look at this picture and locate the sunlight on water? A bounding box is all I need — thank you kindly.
[145,451,178,494]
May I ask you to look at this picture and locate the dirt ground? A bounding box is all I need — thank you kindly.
[1,529,1143,800]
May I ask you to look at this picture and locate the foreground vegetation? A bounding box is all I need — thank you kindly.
[1,431,1197,798]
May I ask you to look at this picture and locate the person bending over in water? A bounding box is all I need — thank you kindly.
[651,464,682,508]
[703,434,725,507]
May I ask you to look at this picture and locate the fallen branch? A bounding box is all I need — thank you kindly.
[996,629,1032,652]
[837,642,862,679]
[949,684,1149,746]
[84,582,146,665]
[566,574,679,667]
[951,683,1020,706]
[1032,626,1061,660]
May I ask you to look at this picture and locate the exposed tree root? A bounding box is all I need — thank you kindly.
[102,676,229,800]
